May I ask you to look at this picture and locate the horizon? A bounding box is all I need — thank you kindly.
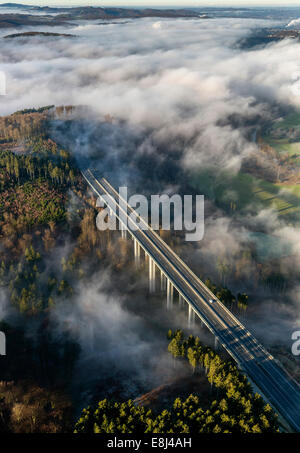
[2,1,300,9]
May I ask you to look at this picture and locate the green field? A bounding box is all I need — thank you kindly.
[191,169,300,219]
[263,111,300,157]
[264,140,300,157]
[271,112,300,130]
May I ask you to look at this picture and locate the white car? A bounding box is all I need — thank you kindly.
[209,299,216,304]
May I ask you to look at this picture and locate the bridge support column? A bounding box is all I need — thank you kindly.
[149,257,156,293]
[137,242,141,264]
[160,270,165,291]
[214,337,218,350]
[188,305,195,328]
[134,239,141,266]
[179,294,184,307]
[120,222,127,239]
[152,259,156,293]
[167,279,173,310]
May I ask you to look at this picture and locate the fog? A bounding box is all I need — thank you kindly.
[0,14,300,400]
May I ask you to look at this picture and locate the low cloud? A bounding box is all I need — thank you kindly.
[0,15,300,374]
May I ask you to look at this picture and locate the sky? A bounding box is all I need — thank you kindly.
[3,1,300,8]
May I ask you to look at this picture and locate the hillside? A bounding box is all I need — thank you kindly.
[4,31,75,39]
[0,4,201,28]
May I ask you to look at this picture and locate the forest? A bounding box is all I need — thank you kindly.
[0,108,279,433]
[74,331,279,434]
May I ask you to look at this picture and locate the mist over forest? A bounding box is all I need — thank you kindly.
[0,4,299,434]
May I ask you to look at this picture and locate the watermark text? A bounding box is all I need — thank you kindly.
[96,188,204,242]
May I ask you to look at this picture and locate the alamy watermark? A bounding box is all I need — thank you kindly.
[292,331,300,356]
[0,331,6,356]
[95,187,205,242]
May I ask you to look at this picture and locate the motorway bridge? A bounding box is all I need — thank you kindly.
[82,169,300,432]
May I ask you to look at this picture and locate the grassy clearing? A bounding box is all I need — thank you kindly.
[264,139,300,156]
[269,112,300,130]
[191,110,300,218]
[284,184,300,197]
[190,169,300,219]
[263,111,300,157]
[262,137,300,157]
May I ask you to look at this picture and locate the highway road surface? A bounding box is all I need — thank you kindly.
[83,169,300,432]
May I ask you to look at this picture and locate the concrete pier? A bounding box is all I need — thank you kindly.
[149,257,156,293]
[134,238,141,265]
[167,279,173,309]
[188,305,195,328]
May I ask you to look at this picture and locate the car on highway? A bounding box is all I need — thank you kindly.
[209,298,216,304]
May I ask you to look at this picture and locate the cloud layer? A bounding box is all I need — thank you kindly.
[1,15,300,374]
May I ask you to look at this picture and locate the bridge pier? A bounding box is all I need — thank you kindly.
[120,223,126,239]
[134,239,141,266]
[149,257,156,293]
[179,294,184,307]
[167,279,173,310]
[160,270,165,291]
[188,305,195,328]
[214,337,218,350]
